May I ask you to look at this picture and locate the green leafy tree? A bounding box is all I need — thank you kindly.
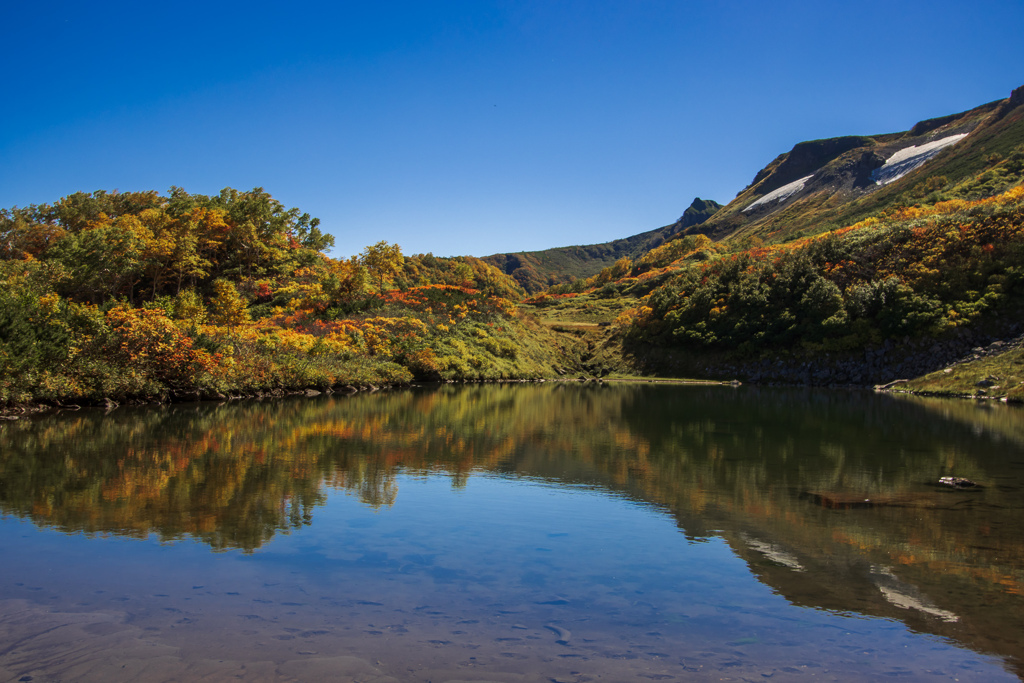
[360,241,404,291]
[49,217,146,303]
[172,289,208,326]
[212,187,331,279]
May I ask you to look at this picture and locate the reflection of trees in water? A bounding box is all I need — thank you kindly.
[1,385,1022,578]
[890,392,1024,447]
[0,402,329,551]
[2,384,1023,672]
[1,386,1021,554]
[611,386,1024,679]
[617,386,1024,599]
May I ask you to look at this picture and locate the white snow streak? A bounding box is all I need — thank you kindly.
[872,133,968,186]
[743,174,814,212]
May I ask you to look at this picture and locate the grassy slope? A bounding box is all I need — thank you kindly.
[899,343,1024,401]
[521,292,647,378]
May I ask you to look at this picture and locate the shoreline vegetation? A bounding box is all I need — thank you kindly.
[0,187,578,413]
[3,89,1024,414]
[0,376,742,420]
[2,181,1023,416]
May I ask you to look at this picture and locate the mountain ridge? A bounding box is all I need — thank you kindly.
[483,85,1024,292]
[522,84,1024,392]
[678,91,1022,243]
[481,196,722,292]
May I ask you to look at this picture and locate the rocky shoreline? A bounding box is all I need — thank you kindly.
[0,376,642,420]
[713,327,1024,389]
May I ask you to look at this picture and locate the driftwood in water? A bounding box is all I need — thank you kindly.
[804,489,977,510]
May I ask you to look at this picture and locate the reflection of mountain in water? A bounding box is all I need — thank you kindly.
[1,384,1022,674]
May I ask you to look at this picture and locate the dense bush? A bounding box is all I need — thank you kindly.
[0,188,562,405]
[624,186,1024,354]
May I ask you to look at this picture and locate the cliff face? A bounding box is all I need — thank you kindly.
[1007,84,1024,110]
[750,136,876,193]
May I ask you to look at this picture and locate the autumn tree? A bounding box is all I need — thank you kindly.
[326,256,368,300]
[0,207,67,260]
[208,279,250,326]
[48,214,147,303]
[212,187,333,279]
[172,289,208,327]
[360,241,404,291]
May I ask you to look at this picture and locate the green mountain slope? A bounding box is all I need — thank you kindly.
[482,197,721,292]
[521,84,1024,391]
[679,85,1024,244]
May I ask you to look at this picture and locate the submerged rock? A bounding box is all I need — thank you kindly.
[938,476,977,489]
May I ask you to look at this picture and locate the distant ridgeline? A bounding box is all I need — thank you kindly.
[481,197,722,293]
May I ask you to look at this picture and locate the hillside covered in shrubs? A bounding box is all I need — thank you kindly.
[4,86,1024,407]
[0,187,571,406]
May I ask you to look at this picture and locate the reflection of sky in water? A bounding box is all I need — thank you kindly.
[268,475,757,602]
[2,471,1017,681]
[1,385,1023,681]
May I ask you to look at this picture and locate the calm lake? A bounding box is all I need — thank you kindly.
[1,383,1023,682]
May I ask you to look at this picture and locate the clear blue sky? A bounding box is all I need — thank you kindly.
[2,1,1022,259]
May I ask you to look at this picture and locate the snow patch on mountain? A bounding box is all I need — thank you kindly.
[743,174,814,212]
[872,133,969,186]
